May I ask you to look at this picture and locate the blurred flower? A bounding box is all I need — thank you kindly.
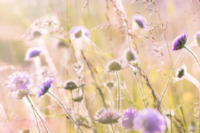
[121,108,136,131]
[124,48,137,62]
[94,109,121,124]
[25,47,41,61]
[175,64,187,80]
[69,26,90,39]
[172,34,187,51]
[72,94,83,102]
[57,41,70,48]
[134,108,166,133]
[38,77,54,97]
[107,60,122,72]
[7,72,31,98]
[22,15,60,41]
[132,15,147,29]
[104,81,115,89]
[63,80,78,91]
[195,32,200,46]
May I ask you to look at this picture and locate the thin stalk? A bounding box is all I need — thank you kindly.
[110,124,115,133]
[133,72,147,107]
[32,103,41,133]
[116,72,121,111]
[47,92,83,133]
[26,95,49,133]
[184,46,200,66]
[160,43,197,106]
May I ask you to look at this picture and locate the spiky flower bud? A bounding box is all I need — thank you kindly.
[107,60,122,72]
[63,80,78,91]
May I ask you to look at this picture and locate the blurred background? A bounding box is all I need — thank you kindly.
[1,0,200,132]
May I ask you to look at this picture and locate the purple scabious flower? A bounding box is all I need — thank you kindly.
[132,15,147,29]
[134,108,166,133]
[38,77,54,97]
[94,109,121,124]
[172,34,187,51]
[25,47,41,61]
[69,26,90,38]
[7,72,31,99]
[7,72,31,91]
[121,108,136,131]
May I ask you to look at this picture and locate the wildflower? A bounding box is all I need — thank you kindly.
[69,26,90,39]
[134,108,166,133]
[132,15,147,29]
[195,32,200,46]
[121,108,136,131]
[94,109,121,124]
[7,72,31,98]
[107,60,122,72]
[38,77,54,97]
[175,65,187,79]
[63,80,78,91]
[25,47,41,61]
[104,81,115,89]
[172,34,187,51]
[124,48,137,62]
[72,95,83,102]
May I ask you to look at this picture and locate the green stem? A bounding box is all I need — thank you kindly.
[116,72,121,111]
[32,107,41,133]
[184,46,200,66]
[48,92,83,133]
[110,124,115,133]
[26,95,49,133]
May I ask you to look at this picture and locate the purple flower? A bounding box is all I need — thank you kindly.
[7,72,31,91]
[134,108,166,133]
[172,34,187,51]
[121,108,136,131]
[25,47,41,61]
[94,109,121,124]
[69,26,90,38]
[7,72,31,99]
[38,77,54,97]
[132,15,147,29]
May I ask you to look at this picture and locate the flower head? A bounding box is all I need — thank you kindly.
[7,72,31,98]
[107,60,122,72]
[134,108,166,133]
[38,77,54,97]
[63,80,78,91]
[124,48,137,62]
[94,109,121,124]
[172,34,187,51]
[132,15,147,29]
[25,47,41,61]
[69,26,90,39]
[121,108,136,131]
[195,32,200,46]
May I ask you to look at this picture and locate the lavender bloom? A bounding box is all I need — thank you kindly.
[134,108,166,133]
[195,32,200,45]
[172,34,187,51]
[121,108,136,131]
[7,72,31,98]
[133,15,147,29]
[94,109,121,124]
[25,47,41,61]
[69,26,90,38]
[38,77,54,97]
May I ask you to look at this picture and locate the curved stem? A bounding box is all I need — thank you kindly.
[26,95,49,133]
[48,91,83,133]
[184,46,200,66]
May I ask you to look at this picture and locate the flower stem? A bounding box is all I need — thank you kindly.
[116,72,121,111]
[110,124,115,133]
[26,95,49,133]
[184,46,200,66]
[48,91,83,133]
